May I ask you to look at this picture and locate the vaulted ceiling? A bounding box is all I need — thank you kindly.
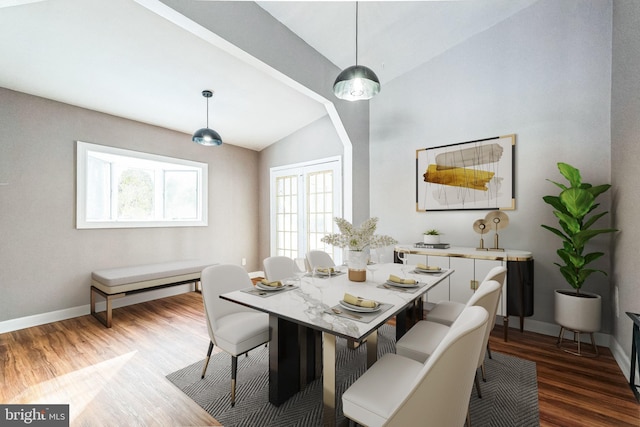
[0,0,537,150]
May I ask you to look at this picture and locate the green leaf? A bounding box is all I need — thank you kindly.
[578,268,607,283]
[587,184,612,199]
[560,188,594,219]
[541,224,569,241]
[554,211,580,234]
[583,252,604,265]
[557,249,572,266]
[559,265,581,289]
[542,195,568,214]
[583,211,607,230]
[546,179,568,192]
[573,228,617,248]
[567,252,585,269]
[558,163,582,188]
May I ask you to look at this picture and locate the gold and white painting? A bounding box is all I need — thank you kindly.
[416,134,515,211]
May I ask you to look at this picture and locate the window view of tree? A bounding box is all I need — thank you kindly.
[118,168,154,220]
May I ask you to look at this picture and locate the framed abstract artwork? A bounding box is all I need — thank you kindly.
[416,134,515,211]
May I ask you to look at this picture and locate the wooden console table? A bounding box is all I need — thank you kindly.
[395,245,533,341]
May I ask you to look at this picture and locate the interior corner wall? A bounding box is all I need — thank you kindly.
[0,87,259,324]
[611,0,640,363]
[369,0,614,331]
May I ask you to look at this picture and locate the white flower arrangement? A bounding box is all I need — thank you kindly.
[321,217,397,251]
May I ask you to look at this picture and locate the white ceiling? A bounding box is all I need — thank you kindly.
[257,1,537,85]
[0,0,537,151]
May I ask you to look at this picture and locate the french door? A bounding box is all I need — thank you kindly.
[270,157,342,264]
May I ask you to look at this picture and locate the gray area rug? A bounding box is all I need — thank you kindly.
[167,325,539,426]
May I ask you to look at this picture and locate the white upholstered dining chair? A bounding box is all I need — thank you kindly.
[395,279,502,398]
[305,250,336,271]
[342,306,489,427]
[426,265,506,362]
[427,265,506,326]
[200,264,270,407]
[263,255,295,282]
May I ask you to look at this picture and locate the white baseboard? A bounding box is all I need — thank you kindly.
[609,336,636,384]
[0,284,194,334]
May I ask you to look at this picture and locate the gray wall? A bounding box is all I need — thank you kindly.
[0,87,259,322]
[611,0,640,366]
[370,0,615,332]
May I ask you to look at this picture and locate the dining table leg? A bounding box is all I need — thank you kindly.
[366,330,378,368]
[269,315,302,406]
[322,332,337,427]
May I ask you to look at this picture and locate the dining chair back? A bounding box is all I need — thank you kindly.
[293,257,308,273]
[482,265,507,287]
[466,279,502,365]
[200,264,270,407]
[427,265,507,326]
[305,250,336,270]
[263,256,295,282]
[394,279,501,399]
[342,306,489,427]
[468,278,502,397]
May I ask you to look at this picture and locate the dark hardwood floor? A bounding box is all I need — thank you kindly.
[489,323,639,426]
[1,292,638,426]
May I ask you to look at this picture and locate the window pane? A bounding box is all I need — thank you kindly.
[86,155,111,220]
[117,167,154,220]
[165,170,198,219]
[270,158,341,263]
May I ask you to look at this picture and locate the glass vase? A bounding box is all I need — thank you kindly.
[347,250,367,282]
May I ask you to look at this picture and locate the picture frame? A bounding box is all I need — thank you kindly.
[416,134,515,211]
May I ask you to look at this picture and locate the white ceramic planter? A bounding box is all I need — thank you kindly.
[554,289,601,333]
[423,235,440,244]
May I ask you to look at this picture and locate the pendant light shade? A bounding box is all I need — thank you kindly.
[192,90,222,146]
[333,2,380,101]
[333,65,380,101]
[192,127,222,146]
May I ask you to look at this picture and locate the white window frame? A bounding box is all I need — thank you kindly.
[76,141,208,229]
[270,156,342,263]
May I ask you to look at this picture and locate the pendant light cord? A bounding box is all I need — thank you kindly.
[355,1,359,66]
[206,97,209,128]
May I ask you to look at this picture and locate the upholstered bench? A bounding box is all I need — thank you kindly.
[90,259,215,328]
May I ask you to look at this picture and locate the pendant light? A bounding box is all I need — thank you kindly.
[192,90,222,146]
[333,2,380,101]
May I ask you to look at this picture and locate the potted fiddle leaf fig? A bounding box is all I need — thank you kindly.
[541,162,617,348]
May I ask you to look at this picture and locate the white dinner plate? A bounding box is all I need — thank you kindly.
[256,283,285,291]
[413,267,442,274]
[315,270,338,277]
[385,280,419,288]
[338,300,381,313]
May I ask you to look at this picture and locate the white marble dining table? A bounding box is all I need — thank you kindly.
[220,262,453,426]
